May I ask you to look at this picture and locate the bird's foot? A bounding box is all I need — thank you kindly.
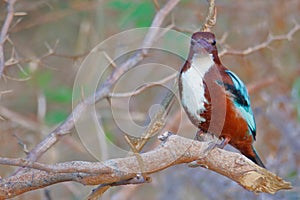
[204,140,219,153]
[190,132,230,168]
[203,137,230,152]
[216,137,230,149]
[188,132,219,168]
[194,130,221,155]
[195,130,215,142]
[187,140,216,168]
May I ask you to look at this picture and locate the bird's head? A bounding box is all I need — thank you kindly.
[189,32,220,64]
[191,32,217,55]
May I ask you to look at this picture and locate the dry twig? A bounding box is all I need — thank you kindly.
[200,0,217,32]
[0,106,40,132]
[11,0,180,176]
[0,0,17,77]
[108,73,177,98]
[219,22,300,57]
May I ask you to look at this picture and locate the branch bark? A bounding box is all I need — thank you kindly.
[0,134,291,199]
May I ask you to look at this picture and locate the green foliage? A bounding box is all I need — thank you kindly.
[286,170,297,179]
[108,0,131,10]
[43,84,72,125]
[35,71,53,89]
[57,1,69,9]
[292,77,300,121]
[45,86,72,104]
[18,66,31,79]
[45,110,68,126]
[19,68,72,125]
[18,67,53,89]
[105,130,115,143]
[101,121,115,143]
[108,0,155,28]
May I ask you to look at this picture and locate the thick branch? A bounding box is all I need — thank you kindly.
[0,134,291,199]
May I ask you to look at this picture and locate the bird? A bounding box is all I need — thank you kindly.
[178,31,265,168]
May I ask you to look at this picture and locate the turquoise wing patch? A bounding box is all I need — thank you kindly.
[224,70,257,140]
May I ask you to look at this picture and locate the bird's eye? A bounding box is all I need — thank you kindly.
[211,40,216,46]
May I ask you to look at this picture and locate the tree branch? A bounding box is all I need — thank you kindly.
[0,106,40,132]
[219,22,300,56]
[200,0,217,32]
[108,73,177,98]
[0,0,17,77]
[0,134,291,199]
[11,0,180,176]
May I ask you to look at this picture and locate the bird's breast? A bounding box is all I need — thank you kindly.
[180,67,207,123]
[179,54,214,125]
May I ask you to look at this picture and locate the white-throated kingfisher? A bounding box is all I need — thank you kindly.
[179,32,265,168]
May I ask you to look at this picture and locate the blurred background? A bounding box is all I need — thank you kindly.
[0,0,299,199]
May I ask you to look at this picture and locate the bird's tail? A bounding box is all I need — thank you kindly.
[247,146,265,168]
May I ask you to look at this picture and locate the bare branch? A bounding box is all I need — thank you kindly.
[86,1,180,196]
[11,0,180,176]
[0,134,292,199]
[108,73,177,98]
[87,175,151,200]
[0,157,112,174]
[0,0,18,77]
[0,106,40,131]
[152,0,160,10]
[134,86,175,152]
[200,0,217,32]
[219,22,300,57]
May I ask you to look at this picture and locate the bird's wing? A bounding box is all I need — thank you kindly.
[218,70,257,140]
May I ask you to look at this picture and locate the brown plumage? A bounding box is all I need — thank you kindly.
[179,32,265,168]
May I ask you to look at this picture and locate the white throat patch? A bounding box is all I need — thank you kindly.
[180,54,214,122]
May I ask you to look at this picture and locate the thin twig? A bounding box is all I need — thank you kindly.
[0,0,17,77]
[0,106,40,131]
[11,0,180,176]
[85,1,180,197]
[219,22,300,57]
[109,73,177,98]
[152,0,160,10]
[200,0,217,32]
[87,174,151,199]
[135,83,176,152]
